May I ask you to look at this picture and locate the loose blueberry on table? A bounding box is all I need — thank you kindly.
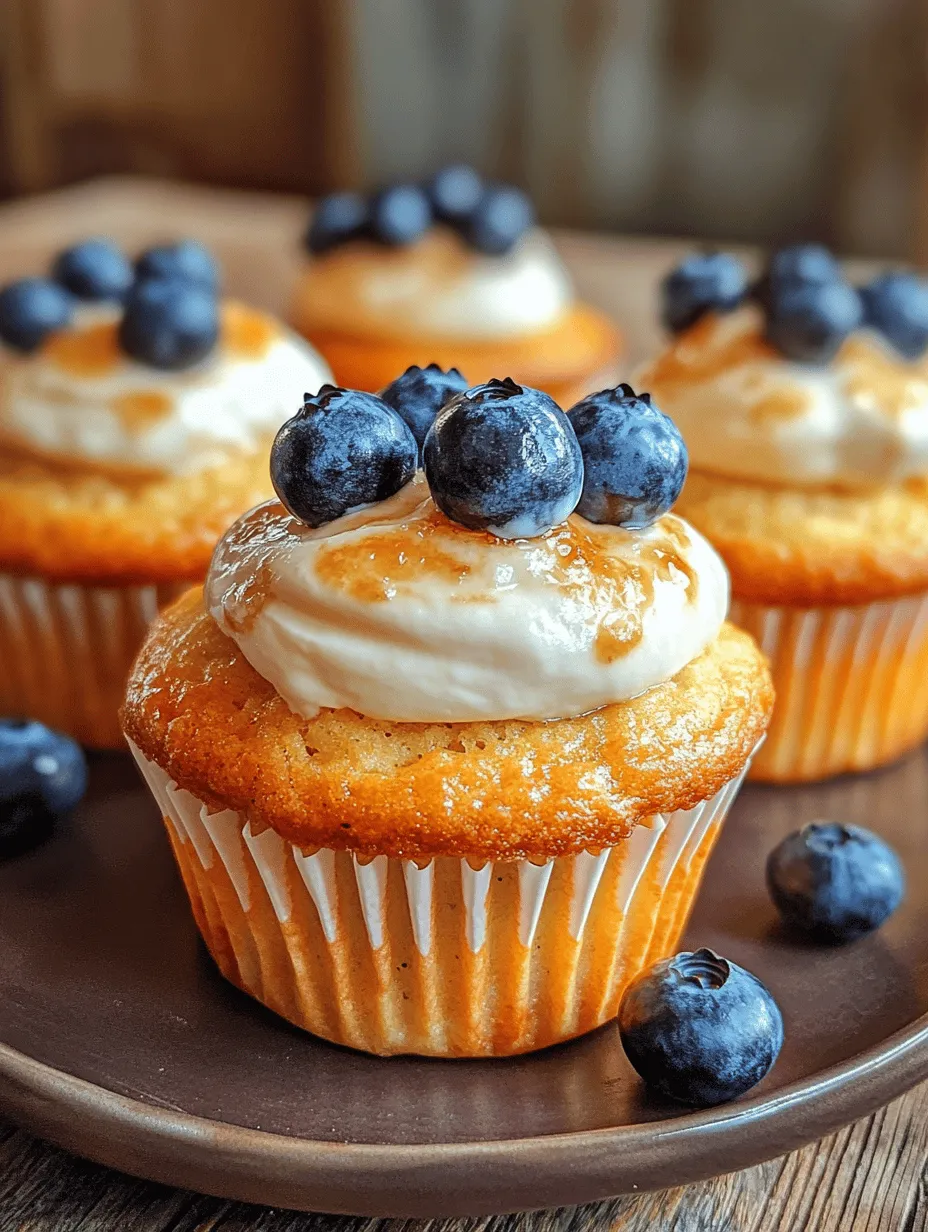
[379,363,469,457]
[661,251,748,334]
[0,278,75,352]
[767,822,904,943]
[619,948,784,1107]
[119,277,220,371]
[423,378,584,538]
[568,383,687,529]
[0,718,87,859]
[52,237,134,302]
[271,384,418,527]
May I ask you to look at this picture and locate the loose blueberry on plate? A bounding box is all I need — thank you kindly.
[427,164,485,223]
[379,363,469,457]
[51,237,133,301]
[568,383,687,529]
[766,822,904,943]
[369,184,433,246]
[859,271,928,361]
[306,192,370,253]
[119,278,219,370]
[465,185,535,255]
[0,718,87,859]
[765,278,863,363]
[661,252,748,334]
[135,240,220,292]
[271,385,418,527]
[619,948,784,1108]
[423,378,583,538]
[0,278,75,352]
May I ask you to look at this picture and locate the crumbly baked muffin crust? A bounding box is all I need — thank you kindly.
[677,469,928,607]
[124,589,773,860]
[0,443,275,583]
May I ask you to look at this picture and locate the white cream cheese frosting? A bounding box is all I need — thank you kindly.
[0,301,332,476]
[206,475,729,724]
[638,306,928,489]
[296,227,574,341]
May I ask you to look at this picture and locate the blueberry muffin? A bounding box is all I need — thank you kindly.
[0,238,331,746]
[639,246,928,780]
[124,375,772,1057]
[290,166,622,406]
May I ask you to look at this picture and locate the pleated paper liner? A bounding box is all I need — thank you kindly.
[731,592,928,782]
[0,573,185,748]
[130,740,751,1057]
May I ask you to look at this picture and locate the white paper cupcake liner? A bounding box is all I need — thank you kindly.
[731,592,928,781]
[0,572,185,747]
[129,740,751,1056]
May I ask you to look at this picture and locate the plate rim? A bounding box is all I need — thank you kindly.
[2,1008,928,1217]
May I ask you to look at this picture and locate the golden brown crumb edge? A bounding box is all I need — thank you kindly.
[123,589,773,861]
[678,470,928,607]
[0,443,276,583]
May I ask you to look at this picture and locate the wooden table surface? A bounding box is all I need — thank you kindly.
[0,178,925,1232]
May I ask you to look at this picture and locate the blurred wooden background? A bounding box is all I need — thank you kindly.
[1,0,927,259]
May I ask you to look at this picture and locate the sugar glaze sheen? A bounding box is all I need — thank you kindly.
[206,474,729,724]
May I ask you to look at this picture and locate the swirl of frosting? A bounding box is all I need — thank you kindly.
[295,227,573,341]
[206,475,728,723]
[0,301,332,476]
[638,306,928,489]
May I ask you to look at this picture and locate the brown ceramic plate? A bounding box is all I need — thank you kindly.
[0,751,927,1217]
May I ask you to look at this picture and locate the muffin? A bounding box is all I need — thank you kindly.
[639,246,928,781]
[290,166,622,406]
[123,376,772,1057]
[0,238,332,747]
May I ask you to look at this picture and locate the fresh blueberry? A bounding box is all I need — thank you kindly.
[0,278,75,352]
[860,272,928,360]
[306,192,370,254]
[619,948,783,1107]
[51,238,133,301]
[119,278,219,370]
[427,164,485,223]
[379,363,469,458]
[369,184,432,246]
[661,252,748,333]
[0,718,87,859]
[568,383,687,529]
[271,385,418,527]
[135,240,220,292]
[423,378,583,538]
[465,185,535,255]
[765,278,863,363]
[760,243,842,299]
[766,822,904,943]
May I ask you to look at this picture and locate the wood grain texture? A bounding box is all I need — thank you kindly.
[3,1083,928,1229]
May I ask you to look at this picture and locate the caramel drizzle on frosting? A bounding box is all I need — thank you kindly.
[643,313,776,391]
[41,321,122,377]
[313,505,698,662]
[218,502,295,634]
[839,335,928,421]
[221,301,281,359]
